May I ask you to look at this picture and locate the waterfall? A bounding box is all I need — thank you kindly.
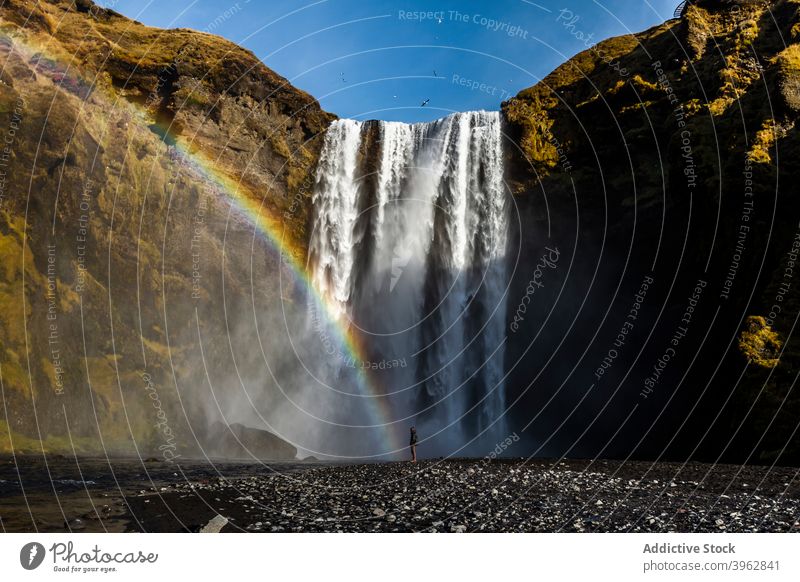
[309,111,511,455]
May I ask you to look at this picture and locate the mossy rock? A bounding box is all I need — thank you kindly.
[739,316,782,368]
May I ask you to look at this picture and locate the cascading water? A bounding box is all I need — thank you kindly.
[309,111,512,456]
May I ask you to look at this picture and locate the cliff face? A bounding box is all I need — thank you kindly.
[0,0,331,457]
[3,0,800,464]
[502,0,800,463]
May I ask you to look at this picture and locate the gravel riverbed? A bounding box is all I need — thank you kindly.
[121,459,800,533]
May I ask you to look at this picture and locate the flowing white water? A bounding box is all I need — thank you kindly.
[309,111,511,453]
[308,119,364,319]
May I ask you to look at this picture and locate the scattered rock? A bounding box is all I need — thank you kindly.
[65,518,85,531]
[200,515,229,533]
[111,459,800,533]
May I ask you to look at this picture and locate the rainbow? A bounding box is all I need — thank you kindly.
[155,123,401,438]
[0,25,402,455]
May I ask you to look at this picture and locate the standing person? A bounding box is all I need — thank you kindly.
[409,427,418,462]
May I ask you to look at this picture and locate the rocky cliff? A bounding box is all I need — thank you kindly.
[502,0,800,464]
[0,0,331,457]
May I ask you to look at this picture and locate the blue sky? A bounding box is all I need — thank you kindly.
[97,0,680,122]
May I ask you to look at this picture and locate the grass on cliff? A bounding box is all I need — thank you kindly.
[739,316,782,368]
[0,420,97,454]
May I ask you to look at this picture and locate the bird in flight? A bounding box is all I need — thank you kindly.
[420,98,430,107]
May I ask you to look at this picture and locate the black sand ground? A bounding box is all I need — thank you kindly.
[2,456,798,533]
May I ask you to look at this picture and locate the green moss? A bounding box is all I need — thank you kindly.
[0,84,18,113]
[0,420,97,454]
[269,133,292,159]
[778,43,800,71]
[624,74,660,94]
[734,18,759,51]
[684,5,713,59]
[503,99,560,171]
[0,348,30,397]
[0,420,43,453]
[739,316,782,368]
[747,119,778,164]
[777,44,800,111]
[684,98,704,115]
[173,82,212,110]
